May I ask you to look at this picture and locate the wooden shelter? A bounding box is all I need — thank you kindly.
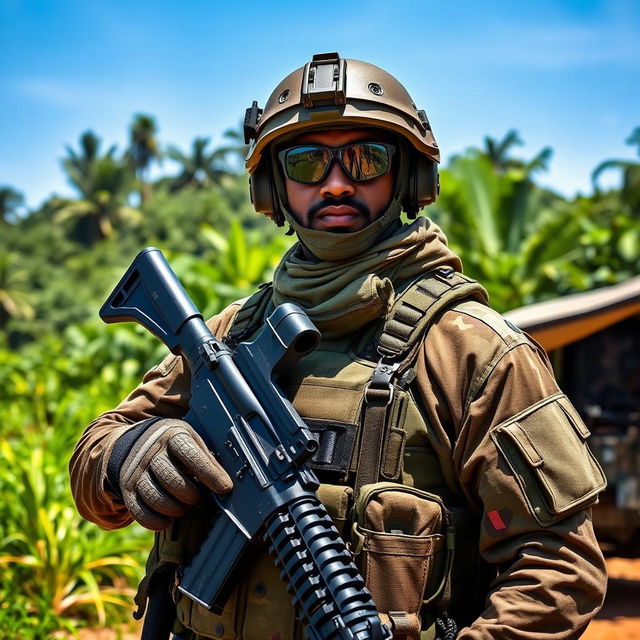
[504,275,640,352]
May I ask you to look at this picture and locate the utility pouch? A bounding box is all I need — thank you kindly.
[491,392,607,526]
[317,483,353,536]
[351,482,455,640]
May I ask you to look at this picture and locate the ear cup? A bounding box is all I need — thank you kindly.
[415,156,439,207]
[249,163,274,214]
[401,153,438,217]
[249,160,284,225]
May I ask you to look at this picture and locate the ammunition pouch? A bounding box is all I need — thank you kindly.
[351,483,456,640]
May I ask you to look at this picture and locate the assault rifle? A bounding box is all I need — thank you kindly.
[100,248,391,640]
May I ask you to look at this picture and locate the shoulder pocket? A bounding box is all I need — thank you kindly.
[491,393,607,526]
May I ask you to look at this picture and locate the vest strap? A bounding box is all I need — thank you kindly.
[225,282,273,347]
[354,269,487,497]
[354,360,399,497]
[377,268,488,361]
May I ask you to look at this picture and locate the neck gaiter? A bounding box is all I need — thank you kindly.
[272,216,462,339]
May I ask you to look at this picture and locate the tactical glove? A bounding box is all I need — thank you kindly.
[107,417,233,530]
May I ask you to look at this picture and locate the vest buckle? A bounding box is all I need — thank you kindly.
[365,357,399,406]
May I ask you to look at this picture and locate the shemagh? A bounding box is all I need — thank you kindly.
[272,213,462,340]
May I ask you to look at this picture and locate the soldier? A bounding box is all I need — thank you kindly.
[71,53,608,639]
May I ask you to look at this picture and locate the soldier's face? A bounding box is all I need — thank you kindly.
[282,129,395,233]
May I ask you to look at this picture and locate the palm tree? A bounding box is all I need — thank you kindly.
[483,130,523,173]
[481,130,552,177]
[591,127,640,215]
[58,130,139,245]
[63,131,116,195]
[126,114,160,204]
[0,252,34,331]
[215,121,251,172]
[166,137,229,192]
[0,187,25,224]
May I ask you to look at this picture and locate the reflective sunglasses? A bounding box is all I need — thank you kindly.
[278,142,395,184]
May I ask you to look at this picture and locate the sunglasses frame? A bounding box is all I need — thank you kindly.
[278,141,396,185]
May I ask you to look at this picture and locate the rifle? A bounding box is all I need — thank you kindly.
[100,247,391,640]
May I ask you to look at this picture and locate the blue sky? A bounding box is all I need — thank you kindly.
[1,0,639,208]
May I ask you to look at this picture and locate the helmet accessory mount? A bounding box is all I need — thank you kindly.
[301,52,346,108]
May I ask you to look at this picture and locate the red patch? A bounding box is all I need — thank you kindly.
[485,508,513,537]
[487,509,508,531]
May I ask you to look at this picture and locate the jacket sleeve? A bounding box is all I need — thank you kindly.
[69,303,241,531]
[414,302,607,640]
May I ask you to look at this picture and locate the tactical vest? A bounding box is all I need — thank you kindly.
[137,269,493,640]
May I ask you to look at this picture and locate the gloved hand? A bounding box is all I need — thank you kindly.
[107,417,233,530]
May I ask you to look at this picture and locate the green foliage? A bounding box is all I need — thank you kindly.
[0,186,26,224]
[0,315,157,634]
[432,130,640,311]
[0,575,66,640]
[432,149,575,310]
[0,431,150,635]
[0,251,35,330]
[592,127,640,206]
[0,122,293,632]
[161,221,291,318]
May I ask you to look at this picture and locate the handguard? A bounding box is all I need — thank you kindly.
[100,247,391,640]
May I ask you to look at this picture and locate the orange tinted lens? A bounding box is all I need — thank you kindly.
[342,143,389,180]
[285,146,331,183]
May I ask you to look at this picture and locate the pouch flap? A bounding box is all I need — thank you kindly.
[499,422,543,468]
[365,530,445,558]
[558,396,591,438]
[491,393,607,525]
[316,483,353,522]
[356,482,447,536]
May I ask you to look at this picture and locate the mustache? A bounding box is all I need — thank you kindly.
[307,196,371,222]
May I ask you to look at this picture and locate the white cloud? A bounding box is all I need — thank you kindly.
[442,20,640,71]
[17,78,85,107]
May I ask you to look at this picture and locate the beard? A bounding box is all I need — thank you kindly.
[306,196,371,233]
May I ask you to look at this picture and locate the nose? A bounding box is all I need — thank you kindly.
[319,160,356,199]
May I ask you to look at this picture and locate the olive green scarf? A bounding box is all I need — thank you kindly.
[272,217,462,339]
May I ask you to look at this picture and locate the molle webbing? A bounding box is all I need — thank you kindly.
[225,282,273,347]
[377,268,488,361]
[353,269,487,495]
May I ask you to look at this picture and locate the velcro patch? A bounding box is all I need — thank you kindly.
[453,315,473,331]
[485,508,513,537]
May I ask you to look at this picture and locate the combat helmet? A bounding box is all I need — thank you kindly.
[244,52,440,226]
